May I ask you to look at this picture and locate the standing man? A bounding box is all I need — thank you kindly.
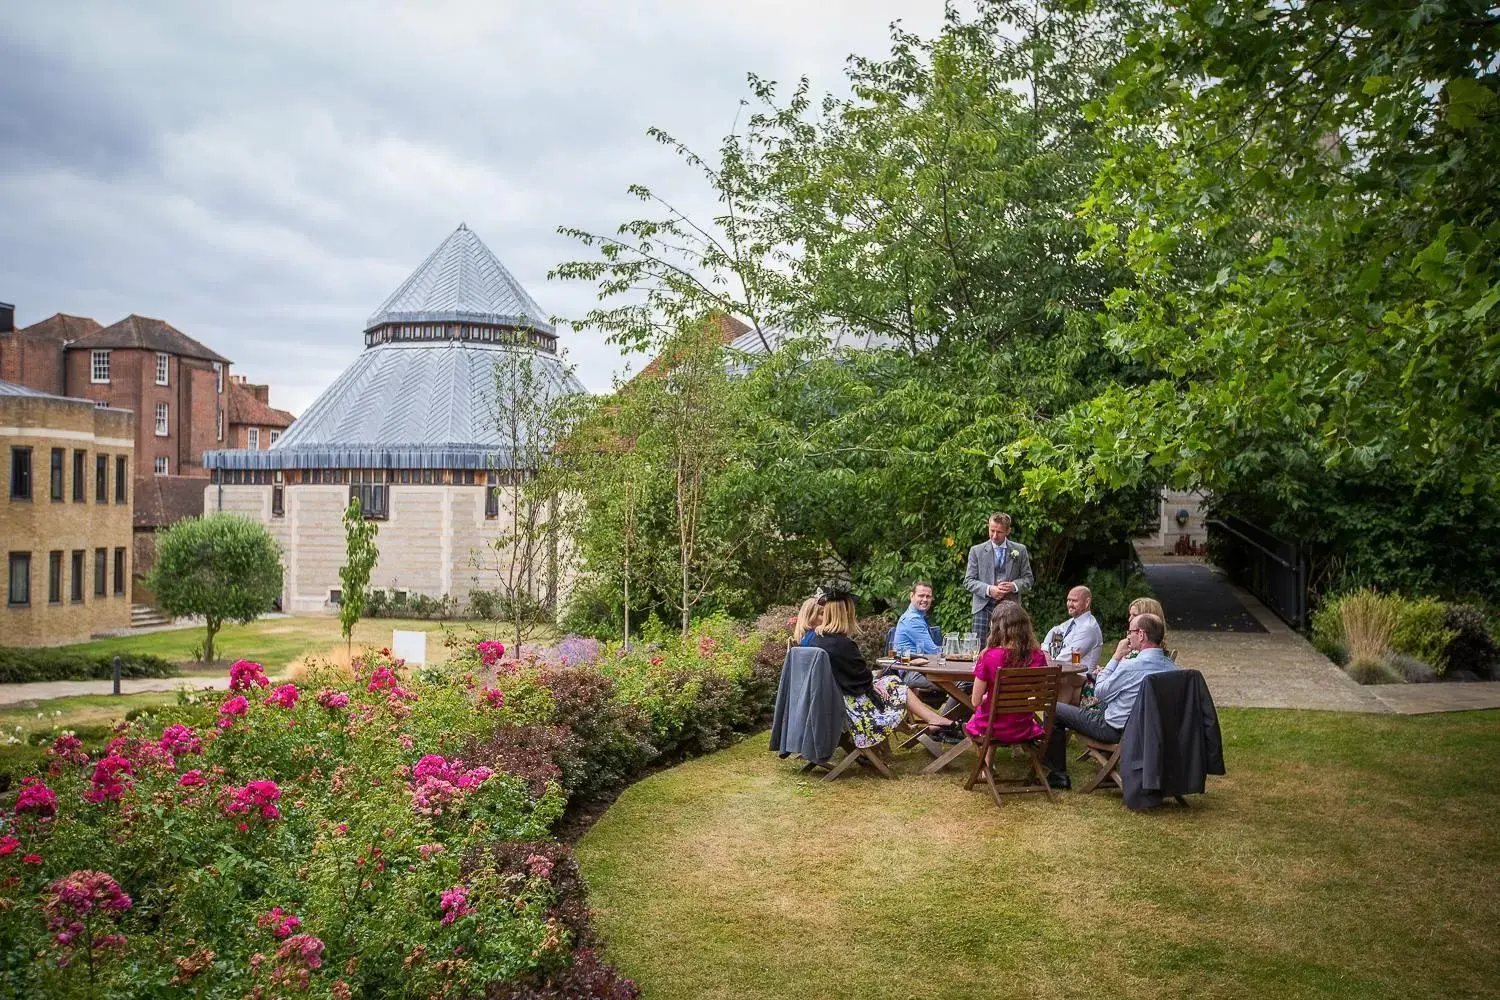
[1041,586,1104,669]
[1042,612,1176,789]
[963,512,1034,640]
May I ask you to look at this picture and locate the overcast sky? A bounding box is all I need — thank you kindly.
[0,0,950,412]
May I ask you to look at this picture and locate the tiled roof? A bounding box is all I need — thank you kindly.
[204,340,585,470]
[10,313,103,344]
[225,380,296,428]
[365,223,554,335]
[66,315,231,364]
[133,475,207,528]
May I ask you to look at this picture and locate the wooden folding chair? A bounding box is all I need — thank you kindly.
[963,666,1061,807]
[821,732,894,781]
[1079,735,1123,793]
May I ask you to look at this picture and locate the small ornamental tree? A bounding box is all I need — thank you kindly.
[145,512,283,662]
[339,495,380,655]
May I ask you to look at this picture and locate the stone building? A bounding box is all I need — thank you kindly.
[203,224,584,614]
[2,379,135,645]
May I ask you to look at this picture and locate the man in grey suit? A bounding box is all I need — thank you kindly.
[963,512,1034,640]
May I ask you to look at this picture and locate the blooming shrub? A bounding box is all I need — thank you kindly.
[0,617,781,998]
[228,659,270,691]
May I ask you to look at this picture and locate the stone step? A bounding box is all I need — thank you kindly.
[130,604,172,628]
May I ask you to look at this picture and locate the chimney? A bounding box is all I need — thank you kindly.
[252,384,269,404]
[0,302,13,334]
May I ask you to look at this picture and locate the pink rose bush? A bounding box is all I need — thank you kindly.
[0,627,769,997]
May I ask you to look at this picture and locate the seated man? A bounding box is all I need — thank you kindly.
[1041,585,1104,668]
[1042,612,1175,790]
[893,580,942,662]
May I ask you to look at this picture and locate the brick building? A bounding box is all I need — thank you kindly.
[225,375,295,451]
[0,311,236,581]
[2,379,135,645]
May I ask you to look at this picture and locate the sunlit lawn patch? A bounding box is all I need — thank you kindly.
[577,709,1500,1000]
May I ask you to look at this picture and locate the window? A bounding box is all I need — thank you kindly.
[72,450,85,501]
[248,427,260,449]
[329,589,343,606]
[155,352,170,385]
[155,402,169,436]
[113,548,127,595]
[95,454,108,503]
[90,350,111,383]
[70,550,84,602]
[7,553,30,606]
[485,471,499,519]
[50,448,64,501]
[154,456,169,476]
[214,362,223,393]
[48,551,62,604]
[269,430,281,445]
[94,548,107,597]
[115,456,127,503]
[216,408,223,441]
[272,485,284,517]
[349,482,387,520]
[9,447,31,500]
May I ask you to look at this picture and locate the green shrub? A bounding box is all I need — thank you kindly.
[1390,598,1456,674]
[1442,605,1500,680]
[1310,598,1348,665]
[0,648,177,684]
[1384,652,1438,684]
[1347,657,1402,685]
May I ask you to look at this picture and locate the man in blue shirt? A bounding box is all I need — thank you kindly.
[894,580,942,658]
[1042,612,1176,790]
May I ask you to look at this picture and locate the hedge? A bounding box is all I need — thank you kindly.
[0,648,178,685]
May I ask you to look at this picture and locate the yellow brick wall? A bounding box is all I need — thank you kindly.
[1,396,135,646]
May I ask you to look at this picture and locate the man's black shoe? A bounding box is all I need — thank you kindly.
[1046,771,1072,791]
[927,723,964,744]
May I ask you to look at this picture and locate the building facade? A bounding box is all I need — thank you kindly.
[204,224,584,614]
[2,380,135,645]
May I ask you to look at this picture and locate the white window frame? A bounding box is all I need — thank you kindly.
[155,352,170,386]
[153,456,168,476]
[269,429,281,445]
[247,427,260,449]
[214,362,223,394]
[90,350,111,384]
[216,408,223,441]
[154,402,169,436]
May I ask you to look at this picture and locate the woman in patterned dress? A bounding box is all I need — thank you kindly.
[808,593,959,748]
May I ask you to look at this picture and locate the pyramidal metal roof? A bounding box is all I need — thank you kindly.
[365,223,554,335]
[203,341,586,470]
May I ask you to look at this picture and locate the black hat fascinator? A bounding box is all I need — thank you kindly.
[815,583,856,605]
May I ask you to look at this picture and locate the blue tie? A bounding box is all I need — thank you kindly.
[995,546,1005,577]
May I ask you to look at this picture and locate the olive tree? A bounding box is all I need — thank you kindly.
[145,513,284,662]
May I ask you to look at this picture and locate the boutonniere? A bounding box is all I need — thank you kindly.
[1008,546,1019,560]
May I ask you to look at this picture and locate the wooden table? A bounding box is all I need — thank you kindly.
[878,656,1085,774]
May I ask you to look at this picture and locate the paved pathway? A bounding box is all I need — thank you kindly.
[0,676,232,707]
[1149,565,1498,715]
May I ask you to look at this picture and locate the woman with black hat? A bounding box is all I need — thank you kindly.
[809,588,961,749]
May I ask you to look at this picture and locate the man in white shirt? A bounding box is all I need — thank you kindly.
[1041,586,1104,669]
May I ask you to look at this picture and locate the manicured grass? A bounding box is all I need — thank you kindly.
[63,615,468,671]
[0,691,204,742]
[577,709,1500,1000]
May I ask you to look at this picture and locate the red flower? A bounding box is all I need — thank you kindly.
[16,776,58,817]
[0,836,20,856]
[228,660,270,691]
[22,854,43,865]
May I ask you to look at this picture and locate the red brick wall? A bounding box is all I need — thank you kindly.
[1,333,68,393]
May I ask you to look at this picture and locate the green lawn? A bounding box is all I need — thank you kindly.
[577,709,1500,1000]
[64,615,469,672]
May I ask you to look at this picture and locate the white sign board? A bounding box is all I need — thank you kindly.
[391,630,427,667]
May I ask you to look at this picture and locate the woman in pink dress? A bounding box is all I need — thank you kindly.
[965,601,1048,744]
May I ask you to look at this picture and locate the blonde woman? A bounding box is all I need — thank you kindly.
[791,597,822,648]
[809,592,958,749]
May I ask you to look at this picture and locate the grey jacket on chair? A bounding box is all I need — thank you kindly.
[768,646,846,766]
[1118,668,1225,810]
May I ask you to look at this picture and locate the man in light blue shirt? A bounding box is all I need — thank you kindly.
[894,581,942,657]
[1043,612,1176,789]
[1041,586,1104,669]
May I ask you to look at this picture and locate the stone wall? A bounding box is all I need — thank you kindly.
[206,483,536,615]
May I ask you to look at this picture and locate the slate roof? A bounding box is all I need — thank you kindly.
[66,314,232,364]
[203,341,584,470]
[365,223,554,335]
[0,378,64,398]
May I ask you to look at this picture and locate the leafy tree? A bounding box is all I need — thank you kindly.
[145,513,283,663]
[477,345,581,650]
[339,496,380,656]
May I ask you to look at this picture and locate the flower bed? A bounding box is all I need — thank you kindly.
[0,614,786,998]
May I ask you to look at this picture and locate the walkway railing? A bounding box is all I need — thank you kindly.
[1206,515,1308,629]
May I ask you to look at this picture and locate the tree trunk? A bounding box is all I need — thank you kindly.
[204,618,221,663]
